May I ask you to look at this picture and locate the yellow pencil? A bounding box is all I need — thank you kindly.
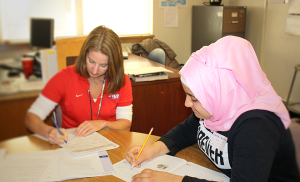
[131,127,154,169]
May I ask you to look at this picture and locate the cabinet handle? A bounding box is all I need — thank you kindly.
[229,21,239,24]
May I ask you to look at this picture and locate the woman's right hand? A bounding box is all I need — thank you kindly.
[125,145,156,168]
[125,141,170,168]
[47,128,69,144]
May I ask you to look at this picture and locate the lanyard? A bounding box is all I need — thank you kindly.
[88,78,106,120]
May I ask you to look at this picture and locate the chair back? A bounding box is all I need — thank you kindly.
[290,118,300,173]
[147,48,166,65]
[55,105,63,128]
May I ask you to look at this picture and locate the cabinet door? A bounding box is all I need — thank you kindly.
[223,8,246,33]
[192,6,223,53]
[0,97,54,141]
[131,80,192,136]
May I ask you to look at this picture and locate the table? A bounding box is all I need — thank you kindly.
[0,53,191,141]
[0,130,221,182]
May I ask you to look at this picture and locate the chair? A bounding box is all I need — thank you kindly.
[147,48,166,65]
[54,105,63,128]
[290,118,300,173]
[286,64,300,115]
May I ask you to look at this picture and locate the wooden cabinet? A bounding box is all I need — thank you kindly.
[0,92,54,141]
[131,79,191,136]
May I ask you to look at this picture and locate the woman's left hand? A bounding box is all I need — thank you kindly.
[132,169,183,182]
[74,120,106,137]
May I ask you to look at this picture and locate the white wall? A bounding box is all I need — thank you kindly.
[153,0,204,64]
[262,2,300,102]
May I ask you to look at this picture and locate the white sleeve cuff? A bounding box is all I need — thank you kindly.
[28,94,57,120]
[116,104,133,122]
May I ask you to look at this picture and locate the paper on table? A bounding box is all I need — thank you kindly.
[0,148,115,182]
[0,148,6,164]
[113,155,186,182]
[59,128,119,156]
[125,66,173,75]
[43,149,115,181]
[172,162,229,182]
[113,155,230,182]
[32,133,48,141]
[0,150,57,182]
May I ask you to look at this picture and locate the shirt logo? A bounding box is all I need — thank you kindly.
[76,94,83,97]
[108,94,120,99]
[197,121,231,169]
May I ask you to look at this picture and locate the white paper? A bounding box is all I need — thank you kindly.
[285,15,300,35]
[44,149,115,181]
[0,150,57,182]
[113,155,186,182]
[113,155,230,182]
[172,162,230,182]
[0,148,6,164]
[32,133,48,141]
[285,0,300,35]
[125,66,173,75]
[59,128,119,156]
[164,7,178,27]
[0,148,114,182]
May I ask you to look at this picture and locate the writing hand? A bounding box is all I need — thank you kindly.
[125,145,155,168]
[75,120,106,137]
[48,128,69,144]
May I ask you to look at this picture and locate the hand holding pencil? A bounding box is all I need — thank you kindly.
[131,127,153,169]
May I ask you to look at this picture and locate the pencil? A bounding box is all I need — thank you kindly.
[51,113,67,144]
[131,127,153,169]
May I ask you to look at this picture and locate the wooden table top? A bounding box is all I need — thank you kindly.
[0,130,220,182]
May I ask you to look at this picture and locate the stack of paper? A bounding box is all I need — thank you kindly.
[59,128,119,156]
[126,67,173,82]
[113,155,230,182]
[0,149,115,182]
[0,128,119,181]
[39,46,58,84]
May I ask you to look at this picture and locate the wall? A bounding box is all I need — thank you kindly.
[153,0,203,64]
[152,0,265,65]
[153,0,300,103]
[225,0,266,61]
[262,2,300,103]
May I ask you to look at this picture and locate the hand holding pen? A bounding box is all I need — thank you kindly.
[50,111,68,144]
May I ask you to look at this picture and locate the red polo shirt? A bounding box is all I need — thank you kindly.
[41,65,133,128]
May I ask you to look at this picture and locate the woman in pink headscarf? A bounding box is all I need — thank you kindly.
[125,36,300,182]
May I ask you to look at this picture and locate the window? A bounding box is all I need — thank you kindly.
[0,0,152,43]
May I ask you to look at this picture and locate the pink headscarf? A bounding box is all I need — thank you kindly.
[179,36,290,131]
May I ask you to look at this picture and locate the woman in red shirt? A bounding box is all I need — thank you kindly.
[25,25,133,144]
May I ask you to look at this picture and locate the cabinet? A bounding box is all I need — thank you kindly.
[0,92,54,141]
[131,78,192,136]
[192,5,247,53]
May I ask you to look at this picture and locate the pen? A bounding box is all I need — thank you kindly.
[131,127,153,169]
[51,116,67,144]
